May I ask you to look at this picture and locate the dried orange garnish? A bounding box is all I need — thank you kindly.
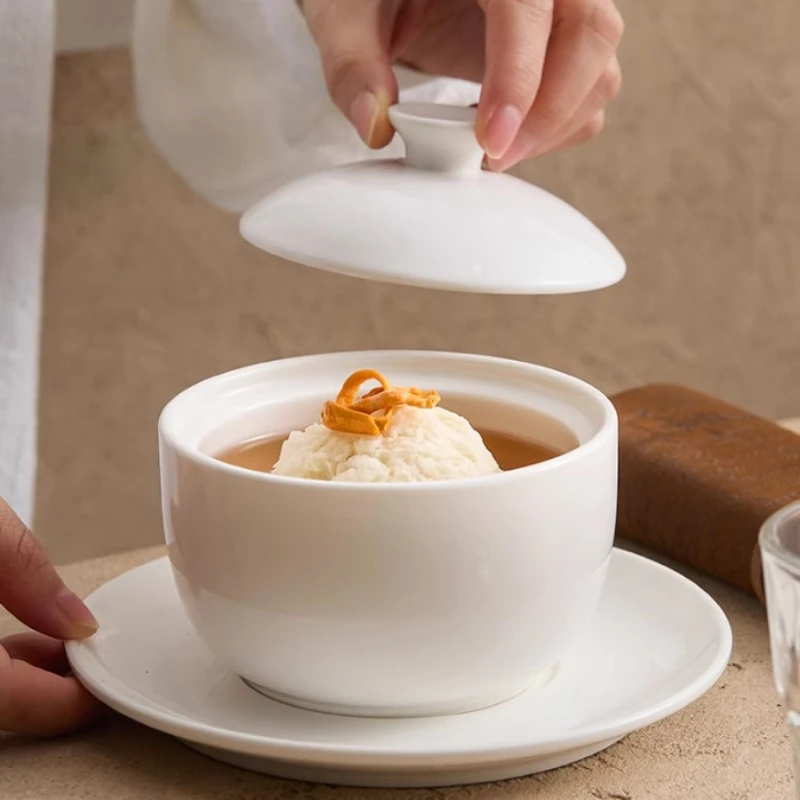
[322,369,440,436]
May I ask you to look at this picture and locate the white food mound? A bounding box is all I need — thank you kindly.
[272,405,501,483]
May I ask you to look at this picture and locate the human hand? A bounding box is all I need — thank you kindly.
[301,0,623,170]
[0,499,101,735]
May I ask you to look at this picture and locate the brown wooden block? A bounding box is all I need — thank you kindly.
[611,384,800,600]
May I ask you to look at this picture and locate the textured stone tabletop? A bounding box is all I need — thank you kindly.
[2,421,799,799]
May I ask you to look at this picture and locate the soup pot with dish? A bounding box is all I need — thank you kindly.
[158,349,618,717]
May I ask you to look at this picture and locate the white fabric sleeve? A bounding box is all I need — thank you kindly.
[132,0,481,214]
[0,0,54,526]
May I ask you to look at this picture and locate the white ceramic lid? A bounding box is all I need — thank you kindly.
[240,103,625,295]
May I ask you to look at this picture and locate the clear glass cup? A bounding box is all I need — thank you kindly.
[761,500,800,796]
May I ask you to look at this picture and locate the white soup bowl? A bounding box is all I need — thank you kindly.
[158,350,618,717]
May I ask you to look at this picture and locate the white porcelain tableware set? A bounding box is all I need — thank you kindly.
[67,103,731,788]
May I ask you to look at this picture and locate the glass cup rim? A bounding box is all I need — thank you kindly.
[759,500,800,574]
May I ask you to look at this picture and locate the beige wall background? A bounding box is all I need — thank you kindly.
[39,0,800,564]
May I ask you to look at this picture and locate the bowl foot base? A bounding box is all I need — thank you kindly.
[240,663,559,719]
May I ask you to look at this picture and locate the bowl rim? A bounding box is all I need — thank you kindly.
[158,350,618,492]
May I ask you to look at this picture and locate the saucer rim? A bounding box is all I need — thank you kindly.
[67,548,732,769]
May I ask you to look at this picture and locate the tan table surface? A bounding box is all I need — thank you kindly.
[3,419,800,799]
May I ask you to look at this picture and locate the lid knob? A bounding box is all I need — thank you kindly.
[387,103,485,175]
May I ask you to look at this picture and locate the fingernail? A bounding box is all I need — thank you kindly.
[56,588,98,637]
[350,90,392,148]
[482,104,523,160]
[350,91,380,147]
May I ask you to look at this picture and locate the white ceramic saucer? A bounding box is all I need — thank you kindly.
[67,549,731,788]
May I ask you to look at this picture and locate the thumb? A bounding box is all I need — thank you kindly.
[302,0,401,148]
[0,499,97,640]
